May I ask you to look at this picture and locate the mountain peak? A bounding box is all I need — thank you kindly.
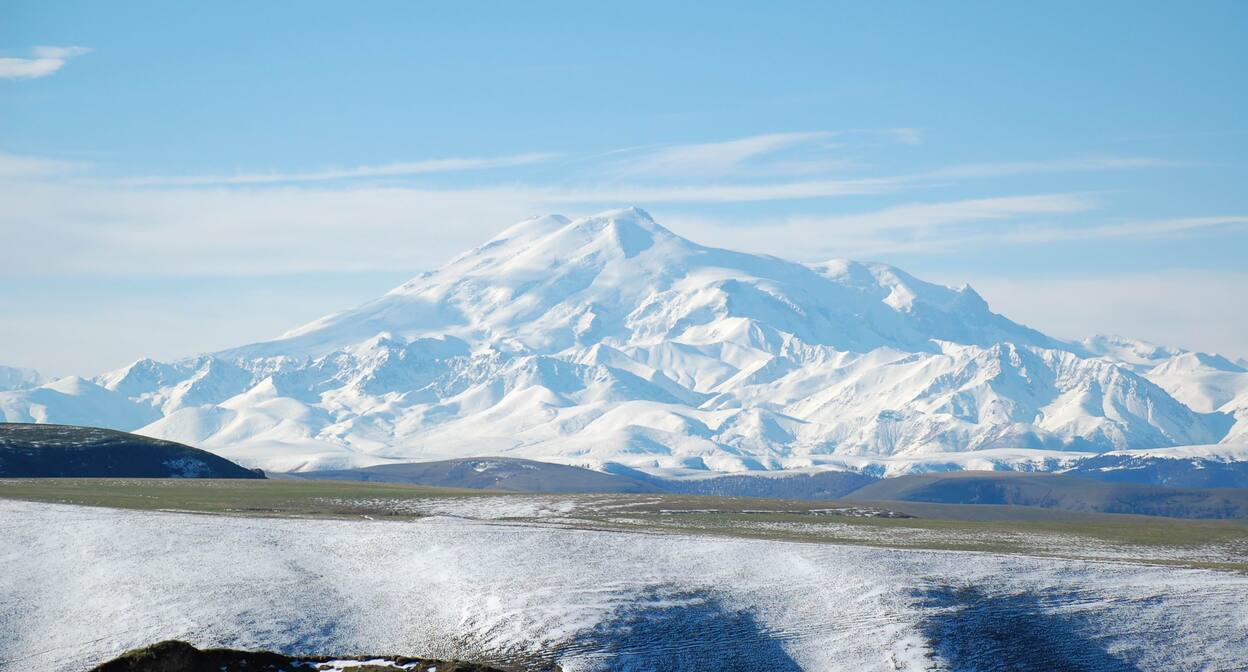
[561,207,679,258]
[590,206,660,228]
[1078,334,1186,368]
[53,208,1237,473]
[0,365,42,392]
[233,209,1071,362]
[485,213,571,247]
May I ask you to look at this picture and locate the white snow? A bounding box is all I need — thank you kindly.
[0,365,41,392]
[1,500,1246,671]
[313,660,419,671]
[1098,442,1248,462]
[3,208,1244,475]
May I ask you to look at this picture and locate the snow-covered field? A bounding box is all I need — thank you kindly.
[2,500,1247,671]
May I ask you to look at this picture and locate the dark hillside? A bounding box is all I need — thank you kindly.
[0,423,263,478]
[1066,453,1248,488]
[845,471,1248,518]
[294,456,661,493]
[654,470,878,500]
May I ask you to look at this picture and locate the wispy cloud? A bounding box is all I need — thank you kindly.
[0,46,90,80]
[0,180,540,276]
[1001,215,1248,243]
[611,131,840,178]
[60,126,1179,196]
[0,139,1228,279]
[0,176,908,277]
[889,128,923,145]
[539,176,906,204]
[923,156,1187,180]
[791,193,1100,233]
[816,211,1248,257]
[122,152,561,186]
[607,129,921,179]
[0,151,85,178]
[665,193,1103,259]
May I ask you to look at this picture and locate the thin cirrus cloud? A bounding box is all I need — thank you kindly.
[0,151,85,178]
[772,198,1247,255]
[121,152,562,186]
[828,211,1248,256]
[609,131,841,177]
[664,193,1104,259]
[921,156,1190,180]
[606,128,922,178]
[0,46,91,80]
[105,130,1176,195]
[538,176,907,204]
[788,193,1101,233]
[1005,215,1248,243]
[0,131,1231,278]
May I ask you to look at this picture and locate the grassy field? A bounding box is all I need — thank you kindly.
[2,478,1246,570]
[0,477,487,519]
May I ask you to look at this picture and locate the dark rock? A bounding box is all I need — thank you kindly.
[88,640,516,672]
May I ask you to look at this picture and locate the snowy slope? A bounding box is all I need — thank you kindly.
[5,208,1240,473]
[0,365,41,391]
[0,376,160,430]
[5,500,1248,671]
[1073,339,1248,445]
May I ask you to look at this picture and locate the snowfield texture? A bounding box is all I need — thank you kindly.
[1,208,1245,474]
[1,500,1246,671]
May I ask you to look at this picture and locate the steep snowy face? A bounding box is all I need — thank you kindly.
[1141,351,1248,444]
[5,208,1237,473]
[232,208,1057,361]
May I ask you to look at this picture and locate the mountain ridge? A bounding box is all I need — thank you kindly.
[2,207,1244,475]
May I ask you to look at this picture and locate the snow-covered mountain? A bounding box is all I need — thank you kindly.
[0,365,41,392]
[2,208,1243,474]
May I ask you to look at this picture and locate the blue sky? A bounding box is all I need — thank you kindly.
[2,1,1246,375]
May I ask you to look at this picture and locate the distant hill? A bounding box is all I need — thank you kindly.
[0,423,263,478]
[1066,452,1248,488]
[292,457,663,493]
[628,468,879,500]
[845,471,1248,519]
[294,457,885,500]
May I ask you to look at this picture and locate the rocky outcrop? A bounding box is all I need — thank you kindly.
[89,640,516,672]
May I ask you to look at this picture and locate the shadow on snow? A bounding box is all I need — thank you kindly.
[917,585,1141,671]
[557,588,802,672]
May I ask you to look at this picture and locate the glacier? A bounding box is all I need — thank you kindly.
[2,207,1244,474]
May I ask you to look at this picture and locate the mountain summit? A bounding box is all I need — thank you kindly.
[2,209,1242,473]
